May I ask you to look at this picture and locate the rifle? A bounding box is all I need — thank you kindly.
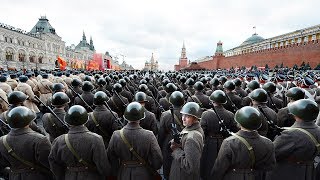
[170,106,181,144]
[149,92,165,113]
[0,118,11,135]
[225,92,238,113]
[0,96,9,106]
[68,85,94,112]
[209,102,231,138]
[103,101,124,127]
[34,96,69,131]
[257,105,283,140]
[266,92,279,113]
[113,90,128,107]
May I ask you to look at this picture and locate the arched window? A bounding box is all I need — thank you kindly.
[18,50,26,62]
[29,52,36,63]
[5,48,14,61]
[38,54,43,63]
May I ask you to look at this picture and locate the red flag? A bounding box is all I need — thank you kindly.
[57,57,67,70]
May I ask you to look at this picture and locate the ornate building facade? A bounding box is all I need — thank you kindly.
[143,53,158,71]
[0,16,128,71]
[175,24,320,70]
[174,42,188,71]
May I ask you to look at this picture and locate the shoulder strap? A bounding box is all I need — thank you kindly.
[89,112,108,137]
[2,135,50,173]
[173,113,184,130]
[287,127,320,154]
[119,129,158,175]
[231,133,255,168]
[192,95,203,107]
[64,134,95,169]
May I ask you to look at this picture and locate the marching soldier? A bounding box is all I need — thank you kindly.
[107,83,129,118]
[233,78,247,98]
[49,105,110,180]
[211,106,276,179]
[0,106,53,180]
[33,74,53,105]
[184,78,196,96]
[74,81,95,112]
[138,84,157,115]
[169,102,204,180]
[242,80,260,107]
[249,88,277,138]
[187,81,211,109]
[158,91,185,179]
[267,99,320,180]
[7,74,18,90]
[107,102,163,179]
[134,92,158,135]
[25,73,36,90]
[0,76,12,94]
[69,78,83,105]
[159,83,177,111]
[0,89,8,114]
[42,92,69,142]
[206,78,220,96]
[86,91,121,148]
[223,80,243,113]
[119,78,134,102]
[262,82,283,111]
[15,75,40,114]
[277,87,305,127]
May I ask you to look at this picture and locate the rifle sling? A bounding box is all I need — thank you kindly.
[173,113,184,130]
[119,129,158,175]
[2,135,51,174]
[285,127,320,154]
[89,112,109,137]
[231,133,255,168]
[64,134,96,169]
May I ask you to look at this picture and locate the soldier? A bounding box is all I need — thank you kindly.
[184,78,196,96]
[262,82,283,111]
[106,83,129,118]
[92,78,111,96]
[277,87,305,127]
[158,91,185,179]
[7,74,18,90]
[15,75,40,113]
[157,79,170,100]
[86,91,121,148]
[0,106,53,179]
[267,99,320,180]
[134,92,158,135]
[33,73,53,105]
[206,78,220,96]
[242,80,260,107]
[223,80,243,113]
[169,102,204,180]
[187,81,211,109]
[211,106,276,179]
[74,81,95,112]
[0,89,8,114]
[42,92,69,142]
[49,105,110,180]
[107,102,163,179]
[159,83,177,111]
[138,84,157,115]
[0,76,12,94]
[69,78,83,105]
[119,78,134,102]
[233,78,247,98]
[250,88,277,138]
[25,73,36,90]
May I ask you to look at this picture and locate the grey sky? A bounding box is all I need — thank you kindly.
[1,0,319,70]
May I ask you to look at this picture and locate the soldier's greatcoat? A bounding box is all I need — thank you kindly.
[139,109,158,135]
[74,91,94,112]
[211,130,276,180]
[49,126,110,180]
[42,108,67,142]
[266,121,320,180]
[169,122,204,180]
[107,123,163,180]
[0,128,52,180]
[277,107,295,127]
[187,91,211,109]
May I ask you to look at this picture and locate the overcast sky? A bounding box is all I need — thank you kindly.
[1,0,320,70]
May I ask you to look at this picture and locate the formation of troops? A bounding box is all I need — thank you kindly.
[0,67,319,180]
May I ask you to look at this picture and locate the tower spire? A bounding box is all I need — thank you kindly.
[181,42,186,59]
[82,31,86,41]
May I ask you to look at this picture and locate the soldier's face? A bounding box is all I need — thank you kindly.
[182,114,197,127]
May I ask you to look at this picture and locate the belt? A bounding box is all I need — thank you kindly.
[207,133,224,138]
[121,160,144,167]
[230,168,254,173]
[66,166,94,172]
[10,167,35,173]
[285,157,314,165]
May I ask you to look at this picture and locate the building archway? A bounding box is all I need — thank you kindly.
[5,47,15,61]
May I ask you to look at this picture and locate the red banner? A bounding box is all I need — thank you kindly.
[57,56,67,70]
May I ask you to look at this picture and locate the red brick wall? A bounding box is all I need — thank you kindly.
[198,40,320,69]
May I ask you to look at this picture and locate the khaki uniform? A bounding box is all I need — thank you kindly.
[169,122,204,180]
[33,79,53,104]
[0,82,12,94]
[0,89,8,114]
[26,79,36,90]
[49,126,110,180]
[107,123,163,179]
[6,79,18,90]
[15,83,40,113]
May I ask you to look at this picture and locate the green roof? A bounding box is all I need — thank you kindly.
[241,33,264,46]
[30,16,57,35]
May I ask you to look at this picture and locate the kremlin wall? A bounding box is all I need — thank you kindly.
[175,24,320,70]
